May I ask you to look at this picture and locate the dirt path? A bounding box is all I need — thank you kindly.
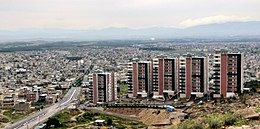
[67,123,91,129]
[0,110,12,128]
[70,109,85,121]
[85,107,140,121]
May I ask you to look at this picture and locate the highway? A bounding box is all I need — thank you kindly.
[6,87,81,129]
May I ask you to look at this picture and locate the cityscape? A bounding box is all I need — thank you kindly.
[0,0,260,129]
[0,40,259,129]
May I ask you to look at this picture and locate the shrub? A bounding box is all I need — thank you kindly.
[224,115,237,126]
[82,112,98,121]
[255,106,260,113]
[191,123,203,129]
[0,117,9,123]
[114,124,127,129]
[107,118,113,125]
[177,119,195,129]
[204,113,248,128]
[209,120,221,129]
[76,116,87,123]
[46,117,62,128]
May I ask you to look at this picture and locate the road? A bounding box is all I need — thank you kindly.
[6,87,81,129]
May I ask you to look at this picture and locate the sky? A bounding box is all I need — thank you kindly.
[0,0,259,30]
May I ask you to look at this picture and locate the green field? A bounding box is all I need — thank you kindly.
[45,109,147,129]
[3,109,34,123]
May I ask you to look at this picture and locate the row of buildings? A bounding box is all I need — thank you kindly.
[86,50,244,104]
[0,85,61,109]
[127,50,243,99]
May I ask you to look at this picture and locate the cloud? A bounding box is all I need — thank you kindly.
[122,0,173,8]
[0,0,260,30]
[180,15,251,27]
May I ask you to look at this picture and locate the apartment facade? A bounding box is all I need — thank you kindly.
[157,58,178,98]
[178,56,209,98]
[212,50,243,97]
[127,51,243,99]
[127,61,152,98]
[3,96,15,109]
[127,57,208,99]
[152,59,159,96]
[89,72,117,104]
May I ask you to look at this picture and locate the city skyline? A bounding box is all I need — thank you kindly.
[0,39,259,129]
[0,1,260,129]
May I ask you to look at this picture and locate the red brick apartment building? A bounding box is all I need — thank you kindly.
[127,56,209,99]
[89,72,117,104]
[211,50,243,98]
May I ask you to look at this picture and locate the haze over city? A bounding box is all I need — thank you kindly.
[0,0,260,41]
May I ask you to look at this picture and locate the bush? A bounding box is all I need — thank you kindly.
[114,124,127,129]
[46,117,62,128]
[76,116,87,123]
[244,80,260,88]
[209,120,221,129]
[177,119,196,129]
[204,113,248,128]
[0,117,9,123]
[82,112,98,120]
[191,123,203,129]
[224,114,237,126]
[255,106,260,113]
[107,118,113,125]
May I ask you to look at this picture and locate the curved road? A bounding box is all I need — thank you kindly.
[6,87,81,129]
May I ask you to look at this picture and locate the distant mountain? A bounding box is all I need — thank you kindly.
[181,21,260,37]
[0,21,260,42]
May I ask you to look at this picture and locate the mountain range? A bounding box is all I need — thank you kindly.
[1,21,260,42]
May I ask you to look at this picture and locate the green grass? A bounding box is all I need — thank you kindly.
[177,119,196,129]
[254,106,260,113]
[119,83,128,95]
[3,109,34,122]
[49,109,147,129]
[53,111,71,123]
[0,116,10,123]
[52,109,81,128]
[177,113,248,129]
[204,113,248,128]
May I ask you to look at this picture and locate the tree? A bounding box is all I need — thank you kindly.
[107,118,113,125]
[251,87,257,93]
[244,80,260,89]
[46,117,61,128]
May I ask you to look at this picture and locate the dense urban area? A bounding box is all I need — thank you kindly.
[0,39,259,129]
